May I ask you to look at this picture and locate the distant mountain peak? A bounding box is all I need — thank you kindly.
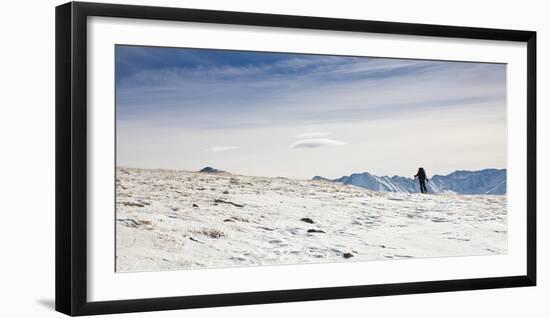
[199,167,224,173]
[312,176,331,181]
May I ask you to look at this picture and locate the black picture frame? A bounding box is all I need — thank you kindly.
[55,1,537,316]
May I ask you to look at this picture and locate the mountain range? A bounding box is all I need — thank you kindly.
[313,169,506,195]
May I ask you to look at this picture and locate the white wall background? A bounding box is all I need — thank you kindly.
[0,0,546,316]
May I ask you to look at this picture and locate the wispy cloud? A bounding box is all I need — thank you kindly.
[290,138,348,149]
[116,48,505,132]
[116,46,506,178]
[204,146,240,153]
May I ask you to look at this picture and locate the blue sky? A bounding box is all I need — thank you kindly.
[116,45,507,179]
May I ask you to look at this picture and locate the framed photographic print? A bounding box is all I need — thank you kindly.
[55,1,536,316]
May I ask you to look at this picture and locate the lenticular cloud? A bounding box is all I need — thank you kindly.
[290,138,347,149]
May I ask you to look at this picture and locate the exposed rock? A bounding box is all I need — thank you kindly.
[196,228,225,239]
[189,237,204,244]
[258,226,275,231]
[300,217,315,224]
[214,199,244,208]
[122,202,144,207]
[343,252,354,259]
[307,229,325,233]
[117,218,151,228]
[226,216,249,223]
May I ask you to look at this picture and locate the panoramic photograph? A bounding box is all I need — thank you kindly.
[115,45,507,272]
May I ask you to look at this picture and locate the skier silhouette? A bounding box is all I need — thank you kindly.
[414,167,428,194]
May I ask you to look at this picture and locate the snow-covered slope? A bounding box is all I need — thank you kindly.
[314,169,506,194]
[116,167,507,272]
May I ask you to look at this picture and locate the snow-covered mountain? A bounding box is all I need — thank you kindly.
[313,169,506,195]
[116,167,506,272]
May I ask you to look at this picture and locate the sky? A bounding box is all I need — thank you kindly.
[116,45,507,180]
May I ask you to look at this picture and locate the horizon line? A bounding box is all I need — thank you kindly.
[116,165,507,181]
